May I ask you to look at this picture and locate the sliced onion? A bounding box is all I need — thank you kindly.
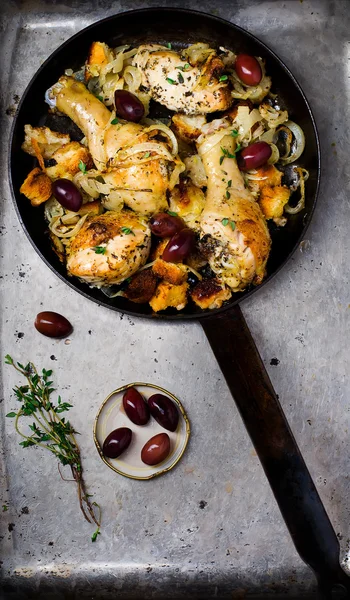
[49,213,89,238]
[259,103,289,128]
[45,197,64,222]
[144,123,178,156]
[284,168,309,214]
[267,143,280,165]
[114,142,174,165]
[123,65,142,92]
[259,127,276,143]
[280,121,306,164]
[198,127,231,156]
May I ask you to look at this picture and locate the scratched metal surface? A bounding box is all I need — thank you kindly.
[0,0,349,598]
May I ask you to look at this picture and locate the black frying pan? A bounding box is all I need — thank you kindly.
[9,8,350,597]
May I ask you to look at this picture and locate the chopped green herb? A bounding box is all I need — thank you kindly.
[4,356,101,537]
[96,95,103,102]
[230,220,236,231]
[143,152,151,159]
[227,180,232,187]
[110,118,119,125]
[176,63,190,72]
[91,527,100,542]
[2,505,8,512]
[121,227,135,236]
[221,218,229,226]
[78,160,87,174]
[230,129,238,137]
[177,72,184,84]
[219,74,228,81]
[94,246,106,254]
[220,145,241,162]
[166,77,177,85]
[6,412,17,418]
[166,42,172,49]
[225,190,231,199]
[167,210,178,217]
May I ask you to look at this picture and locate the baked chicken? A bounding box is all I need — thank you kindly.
[50,76,174,215]
[66,211,151,286]
[133,44,232,115]
[197,120,271,291]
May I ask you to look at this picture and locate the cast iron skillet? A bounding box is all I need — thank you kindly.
[9,8,349,597]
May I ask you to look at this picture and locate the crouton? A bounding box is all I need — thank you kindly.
[149,281,189,312]
[85,41,114,81]
[172,114,206,143]
[21,125,70,159]
[124,269,158,304]
[20,168,53,206]
[169,180,206,230]
[258,185,291,221]
[46,142,94,179]
[254,164,283,191]
[191,278,231,310]
[225,99,254,121]
[152,258,187,285]
[78,200,102,217]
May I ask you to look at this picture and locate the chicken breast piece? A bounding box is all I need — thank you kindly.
[66,211,151,287]
[197,122,271,290]
[133,46,232,114]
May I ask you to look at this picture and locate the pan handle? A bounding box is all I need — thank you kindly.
[200,304,350,597]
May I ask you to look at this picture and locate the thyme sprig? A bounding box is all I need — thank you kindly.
[5,355,101,535]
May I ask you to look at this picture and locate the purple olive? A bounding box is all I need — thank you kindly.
[35,311,73,338]
[149,213,185,238]
[235,54,262,87]
[52,178,83,212]
[148,394,179,432]
[237,141,272,171]
[162,228,195,263]
[123,387,150,426]
[114,90,145,123]
[141,433,170,466]
[102,427,132,459]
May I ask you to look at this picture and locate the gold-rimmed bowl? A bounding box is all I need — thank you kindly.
[93,383,190,480]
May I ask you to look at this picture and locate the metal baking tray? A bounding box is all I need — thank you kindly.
[1,1,349,598]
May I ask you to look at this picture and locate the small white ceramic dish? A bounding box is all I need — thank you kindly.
[94,383,190,480]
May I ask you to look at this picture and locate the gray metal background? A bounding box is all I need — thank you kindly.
[1,1,349,598]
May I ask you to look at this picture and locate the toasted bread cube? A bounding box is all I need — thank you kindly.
[254,164,283,191]
[152,258,187,285]
[172,114,206,143]
[191,278,231,310]
[124,269,158,304]
[78,200,102,217]
[149,281,188,312]
[85,41,114,81]
[20,167,53,206]
[46,142,94,179]
[21,125,70,159]
[259,185,291,220]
